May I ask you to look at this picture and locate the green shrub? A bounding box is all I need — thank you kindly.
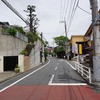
[20,49,27,55]
[7,27,17,36]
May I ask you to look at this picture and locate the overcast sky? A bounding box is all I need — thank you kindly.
[0,0,100,46]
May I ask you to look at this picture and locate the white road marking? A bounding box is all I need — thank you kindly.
[48,60,87,86]
[0,60,51,92]
[55,66,57,70]
[59,59,63,62]
[49,83,87,86]
[48,74,55,85]
[65,60,76,70]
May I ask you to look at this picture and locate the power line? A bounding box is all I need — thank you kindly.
[69,28,88,32]
[67,0,77,27]
[67,0,79,32]
[66,0,74,23]
[59,0,68,21]
[58,0,76,36]
[78,6,91,15]
[61,0,67,20]
[64,0,70,20]
[60,0,63,20]
[58,0,80,36]
[1,0,29,25]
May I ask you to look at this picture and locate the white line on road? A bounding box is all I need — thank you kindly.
[48,74,55,85]
[0,60,51,92]
[59,59,63,62]
[49,83,87,86]
[48,60,87,86]
[65,60,76,70]
[55,66,57,70]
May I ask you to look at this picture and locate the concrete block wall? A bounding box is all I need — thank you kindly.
[30,39,44,68]
[0,36,45,72]
[24,56,30,71]
[0,35,27,56]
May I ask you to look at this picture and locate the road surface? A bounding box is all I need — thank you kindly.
[0,57,100,100]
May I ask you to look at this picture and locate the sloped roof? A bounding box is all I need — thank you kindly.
[84,24,92,36]
[0,22,9,26]
[85,9,100,37]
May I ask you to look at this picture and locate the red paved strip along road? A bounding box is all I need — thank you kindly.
[0,85,100,100]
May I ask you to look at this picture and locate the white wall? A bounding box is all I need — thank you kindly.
[0,35,27,56]
[0,56,3,72]
[18,55,24,72]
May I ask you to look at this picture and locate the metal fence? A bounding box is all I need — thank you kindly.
[15,32,28,42]
[75,61,92,83]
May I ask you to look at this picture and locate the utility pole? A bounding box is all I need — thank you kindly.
[89,0,100,86]
[59,20,68,59]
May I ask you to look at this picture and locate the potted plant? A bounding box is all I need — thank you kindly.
[14,64,20,73]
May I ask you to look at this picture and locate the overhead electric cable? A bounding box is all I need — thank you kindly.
[68,0,79,31]
[78,6,91,15]
[66,0,74,26]
[62,0,67,20]
[64,0,70,20]
[60,0,63,20]
[67,0,77,27]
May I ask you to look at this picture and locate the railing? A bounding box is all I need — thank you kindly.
[75,62,92,83]
[15,32,28,42]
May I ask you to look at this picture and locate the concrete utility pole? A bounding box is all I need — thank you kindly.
[89,0,100,85]
[59,20,68,59]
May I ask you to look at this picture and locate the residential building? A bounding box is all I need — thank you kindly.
[70,35,86,57]
[84,24,94,68]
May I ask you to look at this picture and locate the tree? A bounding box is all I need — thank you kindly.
[26,32,38,43]
[44,48,48,61]
[54,36,68,46]
[44,41,48,47]
[24,5,39,32]
[54,35,69,58]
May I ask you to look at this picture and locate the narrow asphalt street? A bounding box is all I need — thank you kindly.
[0,57,100,100]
